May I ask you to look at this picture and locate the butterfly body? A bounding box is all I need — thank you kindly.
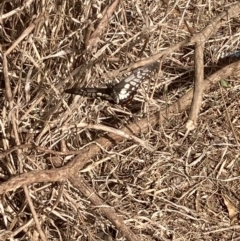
[65,62,158,106]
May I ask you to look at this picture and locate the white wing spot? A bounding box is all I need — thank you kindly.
[124,84,130,89]
[129,81,137,86]
[119,93,128,100]
[120,89,127,94]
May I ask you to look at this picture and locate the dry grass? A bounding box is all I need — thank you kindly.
[1,0,240,240]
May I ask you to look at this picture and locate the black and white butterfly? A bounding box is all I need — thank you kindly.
[65,62,158,106]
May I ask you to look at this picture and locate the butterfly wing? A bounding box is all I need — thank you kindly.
[111,62,158,105]
[65,62,158,105]
[65,87,114,102]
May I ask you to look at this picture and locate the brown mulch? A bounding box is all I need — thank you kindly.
[1,1,240,240]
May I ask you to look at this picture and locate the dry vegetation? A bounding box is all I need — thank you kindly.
[1,0,240,240]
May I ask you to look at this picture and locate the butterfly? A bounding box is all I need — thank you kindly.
[65,62,158,106]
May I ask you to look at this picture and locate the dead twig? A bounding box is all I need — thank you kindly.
[62,123,154,152]
[219,83,239,145]
[0,121,153,159]
[186,23,205,131]
[23,186,47,241]
[86,0,120,48]
[119,2,240,72]
[70,174,141,241]
[0,0,35,20]
[53,148,142,241]
[4,13,45,56]
[0,143,86,159]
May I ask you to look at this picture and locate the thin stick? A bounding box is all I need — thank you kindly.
[186,40,205,130]
[23,186,48,241]
[5,13,45,56]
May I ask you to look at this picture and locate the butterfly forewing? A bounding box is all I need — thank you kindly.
[112,62,158,105]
